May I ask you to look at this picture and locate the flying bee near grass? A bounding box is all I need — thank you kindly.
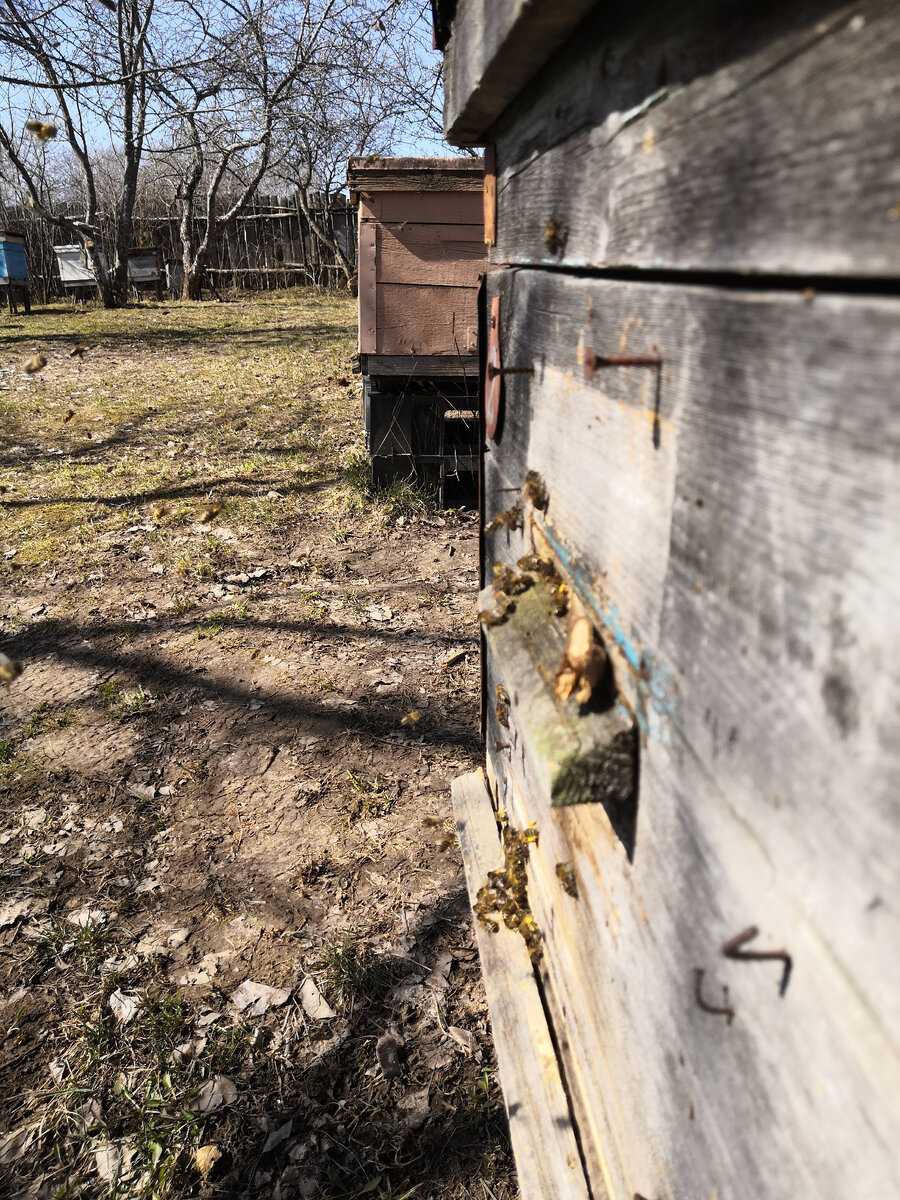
[153,504,171,522]
[69,343,87,358]
[199,500,224,524]
[0,653,24,686]
[24,353,47,375]
[63,408,75,423]
[400,709,422,728]
[25,120,57,141]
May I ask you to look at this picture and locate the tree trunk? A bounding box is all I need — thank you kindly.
[85,240,117,308]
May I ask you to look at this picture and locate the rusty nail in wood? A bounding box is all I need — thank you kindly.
[585,352,663,371]
[722,925,793,997]
[487,363,534,380]
[694,967,735,1024]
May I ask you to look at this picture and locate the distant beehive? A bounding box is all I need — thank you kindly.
[0,230,30,313]
[347,156,490,503]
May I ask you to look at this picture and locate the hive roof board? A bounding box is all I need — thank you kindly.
[347,156,484,202]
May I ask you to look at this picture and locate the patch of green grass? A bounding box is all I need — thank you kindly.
[97,677,149,718]
[196,615,224,639]
[313,931,391,1013]
[340,768,393,826]
[0,738,16,764]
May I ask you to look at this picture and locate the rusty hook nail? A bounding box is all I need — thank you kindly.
[694,967,735,1024]
[487,363,534,381]
[722,925,793,997]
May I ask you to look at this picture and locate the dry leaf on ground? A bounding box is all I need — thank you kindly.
[229,979,291,1016]
[299,977,335,1020]
[195,1144,222,1177]
[108,989,141,1024]
[192,1075,238,1114]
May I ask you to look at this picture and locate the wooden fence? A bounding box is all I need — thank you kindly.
[0,192,356,301]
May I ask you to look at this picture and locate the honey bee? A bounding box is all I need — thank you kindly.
[153,504,171,521]
[0,653,24,686]
[199,501,224,524]
[422,814,443,827]
[556,861,578,898]
[25,120,57,141]
[492,563,533,598]
[522,470,549,511]
[438,834,456,852]
[495,684,510,728]
[63,409,75,423]
[555,614,608,704]
[479,596,516,628]
[542,217,567,257]
[400,709,422,728]
[69,343,87,358]
[474,821,542,962]
[547,580,569,617]
[484,503,522,535]
[24,353,47,375]
[517,553,555,578]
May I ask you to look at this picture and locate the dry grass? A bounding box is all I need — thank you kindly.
[0,292,514,1200]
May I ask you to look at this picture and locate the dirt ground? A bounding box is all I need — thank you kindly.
[0,292,516,1199]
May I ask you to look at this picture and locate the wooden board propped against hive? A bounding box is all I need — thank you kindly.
[451,769,591,1200]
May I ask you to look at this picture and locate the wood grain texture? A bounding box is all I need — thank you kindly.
[451,768,592,1200]
[489,0,900,276]
[479,582,637,812]
[359,353,478,378]
[479,266,900,1200]
[442,0,595,144]
[357,220,377,354]
[348,155,483,193]
[376,222,488,288]
[375,283,479,355]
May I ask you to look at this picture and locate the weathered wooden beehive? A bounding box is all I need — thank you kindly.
[347,155,488,503]
[439,3,900,1198]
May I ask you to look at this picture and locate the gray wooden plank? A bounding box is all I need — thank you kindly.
[451,769,592,1200]
[489,0,900,277]
[442,0,595,144]
[482,268,900,1050]
[360,353,478,377]
[482,720,900,1200]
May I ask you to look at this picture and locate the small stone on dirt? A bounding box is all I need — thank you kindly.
[375,1027,404,1079]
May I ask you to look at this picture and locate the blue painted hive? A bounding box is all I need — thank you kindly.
[0,232,28,283]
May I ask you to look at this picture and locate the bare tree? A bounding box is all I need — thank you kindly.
[158,0,374,299]
[271,1,448,284]
[0,0,208,305]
